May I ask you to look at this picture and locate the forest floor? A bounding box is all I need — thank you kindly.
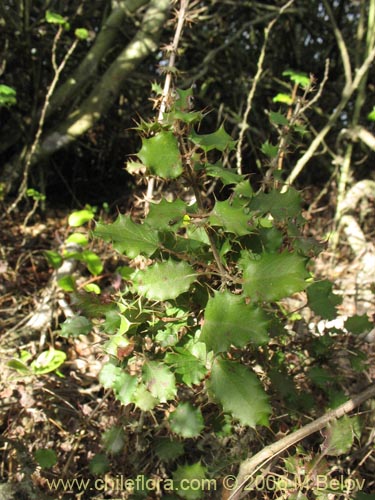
[1,195,375,500]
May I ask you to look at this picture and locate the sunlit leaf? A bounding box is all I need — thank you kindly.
[44,250,63,269]
[169,402,204,438]
[137,130,182,178]
[94,214,159,257]
[132,383,159,411]
[273,93,293,105]
[207,358,270,427]
[133,260,195,300]
[173,462,207,500]
[201,291,269,353]
[210,199,255,236]
[307,280,342,320]
[240,251,308,302]
[30,348,66,374]
[75,28,89,40]
[68,209,94,227]
[60,316,92,337]
[0,84,17,106]
[165,348,207,386]
[189,124,235,152]
[283,69,310,88]
[142,361,177,402]
[323,416,361,456]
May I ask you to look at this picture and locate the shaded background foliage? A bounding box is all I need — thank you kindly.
[0,0,374,206]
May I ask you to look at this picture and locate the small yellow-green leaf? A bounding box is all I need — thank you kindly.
[75,28,89,40]
[68,209,94,227]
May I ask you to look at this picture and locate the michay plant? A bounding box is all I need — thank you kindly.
[45,82,372,496]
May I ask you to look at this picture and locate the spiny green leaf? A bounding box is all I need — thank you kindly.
[249,188,302,220]
[146,198,186,231]
[155,438,184,461]
[201,291,269,353]
[189,124,235,152]
[307,280,342,320]
[137,130,182,179]
[113,372,138,406]
[94,214,160,257]
[34,449,57,469]
[173,462,207,500]
[261,140,278,158]
[165,348,207,386]
[132,383,159,411]
[133,260,196,301]
[60,316,92,337]
[169,402,204,438]
[209,199,255,236]
[142,361,177,402]
[269,111,289,126]
[205,163,244,185]
[102,426,126,455]
[323,416,361,456]
[240,251,309,302]
[99,363,123,388]
[207,358,270,427]
[344,314,373,335]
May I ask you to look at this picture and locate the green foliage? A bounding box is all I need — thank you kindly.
[307,280,342,320]
[9,348,66,376]
[52,86,367,483]
[34,449,58,469]
[0,84,17,107]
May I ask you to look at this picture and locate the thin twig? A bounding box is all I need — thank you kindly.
[7,27,79,216]
[228,383,375,500]
[145,0,190,210]
[235,0,295,175]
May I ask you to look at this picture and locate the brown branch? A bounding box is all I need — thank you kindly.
[227,383,375,500]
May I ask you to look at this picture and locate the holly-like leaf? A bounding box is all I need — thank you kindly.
[248,188,302,220]
[165,348,207,386]
[269,111,289,126]
[344,314,373,335]
[240,251,309,302]
[283,69,310,88]
[368,106,375,121]
[173,462,208,500]
[322,416,361,456]
[205,163,243,185]
[307,280,342,320]
[210,199,255,236]
[113,372,138,406]
[155,438,184,461]
[34,449,57,469]
[133,260,195,301]
[132,383,159,411]
[102,426,126,455]
[99,362,123,388]
[189,124,235,152]
[207,358,270,427]
[60,316,92,337]
[169,402,204,438]
[94,215,159,257]
[201,291,269,353]
[261,140,278,158]
[137,130,182,178]
[142,361,177,402]
[146,198,186,231]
